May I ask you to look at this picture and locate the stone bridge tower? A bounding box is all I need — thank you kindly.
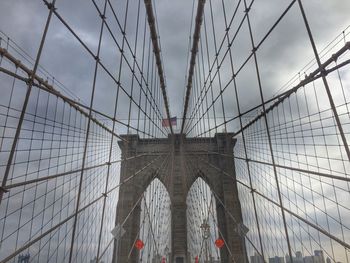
[112,133,247,263]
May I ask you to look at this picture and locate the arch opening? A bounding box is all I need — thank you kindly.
[186,177,221,262]
[139,178,171,262]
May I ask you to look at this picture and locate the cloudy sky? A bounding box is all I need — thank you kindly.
[0,0,350,262]
[0,0,349,119]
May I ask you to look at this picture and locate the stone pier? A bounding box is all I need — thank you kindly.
[112,133,247,263]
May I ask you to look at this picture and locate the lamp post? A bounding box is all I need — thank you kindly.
[164,245,170,262]
[200,219,211,263]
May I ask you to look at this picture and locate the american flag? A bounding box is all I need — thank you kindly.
[162,117,177,127]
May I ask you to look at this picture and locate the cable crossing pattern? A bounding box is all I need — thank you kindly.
[0,0,349,262]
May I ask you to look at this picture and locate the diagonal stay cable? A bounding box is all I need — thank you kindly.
[0,152,167,263]
[193,154,350,251]
[232,41,350,138]
[184,158,240,263]
[0,47,129,141]
[97,153,170,261]
[185,156,264,261]
[123,156,170,260]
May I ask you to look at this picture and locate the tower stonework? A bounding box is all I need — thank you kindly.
[113,133,247,263]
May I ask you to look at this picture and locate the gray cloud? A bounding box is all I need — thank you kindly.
[0,0,349,262]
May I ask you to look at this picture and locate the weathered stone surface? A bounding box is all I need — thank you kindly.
[112,133,247,263]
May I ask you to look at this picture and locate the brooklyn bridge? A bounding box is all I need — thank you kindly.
[0,0,349,262]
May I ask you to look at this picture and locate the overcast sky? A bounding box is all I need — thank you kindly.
[0,0,350,262]
[156,0,350,117]
[0,0,349,119]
